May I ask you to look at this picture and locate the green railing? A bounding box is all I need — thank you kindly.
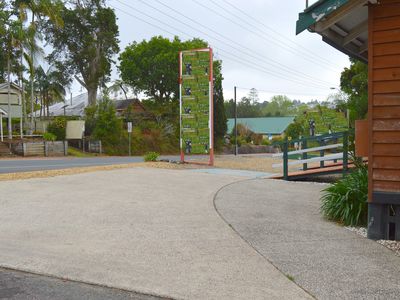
[274,131,352,180]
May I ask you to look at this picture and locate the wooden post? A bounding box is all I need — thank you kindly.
[44,141,48,157]
[20,117,23,139]
[283,139,289,180]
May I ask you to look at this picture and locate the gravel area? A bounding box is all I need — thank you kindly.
[0,162,186,181]
[185,154,301,174]
[345,227,400,257]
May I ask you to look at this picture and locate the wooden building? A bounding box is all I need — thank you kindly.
[0,82,23,140]
[297,0,400,240]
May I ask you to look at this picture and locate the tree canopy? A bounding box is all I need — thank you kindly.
[119,36,208,103]
[340,58,368,122]
[44,0,119,105]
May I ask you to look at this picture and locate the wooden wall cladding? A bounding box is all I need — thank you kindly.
[371,0,400,195]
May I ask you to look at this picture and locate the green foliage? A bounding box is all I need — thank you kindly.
[231,123,263,145]
[43,132,56,141]
[143,151,160,162]
[119,36,207,103]
[321,165,368,226]
[34,65,70,116]
[213,60,227,148]
[294,105,348,136]
[285,121,304,140]
[224,93,301,118]
[47,116,66,140]
[85,96,122,153]
[44,0,120,105]
[120,35,227,149]
[68,147,96,157]
[340,59,368,122]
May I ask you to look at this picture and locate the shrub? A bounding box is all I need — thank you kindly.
[321,165,368,226]
[43,132,57,142]
[47,117,67,140]
[144,151,159,162]
[261,139,270,146]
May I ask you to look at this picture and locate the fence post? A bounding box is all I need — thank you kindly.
[320,139,325,168]
[302,139,308,171]
[44,141,48,157]
[64,140,68,156]
[343,132,349,176]
[283,139,289,180]
[99,140,102,154]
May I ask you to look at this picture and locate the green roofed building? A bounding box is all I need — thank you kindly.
[227,117,294,138]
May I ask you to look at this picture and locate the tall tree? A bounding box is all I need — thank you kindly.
[248,88,259,104]
[44,0,119,105]
[0,0,8,83]
[120,36,228,144]
[213,60,227,144]
[35,64,70,117]
[119,36,207,103]
[15,0,64,131]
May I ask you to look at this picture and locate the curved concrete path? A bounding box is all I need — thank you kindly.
[0,168,311,300]
[215,179,400,299]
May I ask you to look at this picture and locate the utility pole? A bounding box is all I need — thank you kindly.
[234,86,238,156]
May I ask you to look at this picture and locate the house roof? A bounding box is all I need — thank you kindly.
[0,82,23,93]
[296,0,372,62]
[114,99,145,112]
[227,117,294,135]
[36,93,146,117]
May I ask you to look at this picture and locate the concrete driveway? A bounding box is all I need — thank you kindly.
[0,168,310,300]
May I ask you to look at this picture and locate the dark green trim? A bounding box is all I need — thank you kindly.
[296,0,349,34]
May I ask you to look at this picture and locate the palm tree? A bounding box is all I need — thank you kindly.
[35,65,67,117]
[15,0,64,132]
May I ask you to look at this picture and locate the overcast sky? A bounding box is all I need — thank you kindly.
[72,0,350,103]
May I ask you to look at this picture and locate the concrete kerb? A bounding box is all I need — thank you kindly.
[212,178,317,299]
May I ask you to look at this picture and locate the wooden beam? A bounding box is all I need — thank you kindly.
[359,42,368,54]
[343,20,368,46]
[314,0,367,32]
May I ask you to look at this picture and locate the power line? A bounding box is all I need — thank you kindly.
[113,0,332,89]
[110,5,332,98]
[216,49,331,90]
[234,86,328,97]
[191,0,339,73]
[149,0,334,87]
[219,0,339,69]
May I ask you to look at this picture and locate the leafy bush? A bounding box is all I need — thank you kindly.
[261,138,271,146]
[43,132,57,141]
[321,165,368,226]
[47,117,67,140]
[84,97,123,154]
[144,151,159,162]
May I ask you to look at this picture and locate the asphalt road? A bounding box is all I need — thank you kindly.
[0,267,166,300]
[0,156,168,174]
[0,155,213,174]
